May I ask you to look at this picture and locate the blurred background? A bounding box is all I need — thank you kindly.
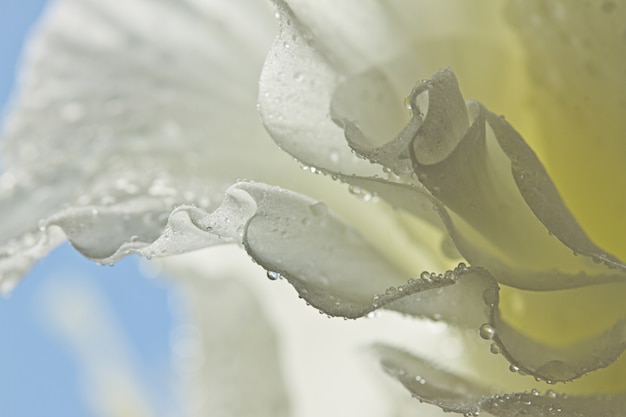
[0,2,176,415]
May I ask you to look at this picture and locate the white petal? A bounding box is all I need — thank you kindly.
[0,0,291,289]
[173,270,290,417]
[259,2,384,177]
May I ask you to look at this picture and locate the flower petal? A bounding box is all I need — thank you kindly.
[0,0,298,290]
[211,182,411,319]
[507,1,626,260]
[377,345,626,417]
[173,271,290,417]
[261,2,626,293]
[381,266,626,383]
[258,1,382,178]
[342,67,626,291]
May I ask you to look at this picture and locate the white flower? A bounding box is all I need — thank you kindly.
[1,0,626,416]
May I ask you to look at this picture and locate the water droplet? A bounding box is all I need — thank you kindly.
[266,271,281,281]
[509,364,520,373]
[489,343,500,354]
[420,271,431,280]
[545,389,557,399]
[348,185,361,195]
[531,389,540,396]
[360,192,375,202]
[414,375,426,384]
[385,286,397,296]
[479,323,495,340]
[404,95,412,110]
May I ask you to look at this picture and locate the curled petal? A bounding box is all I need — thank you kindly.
[259,1,383,177]
[341,68,626,291]
[261,3,626,292]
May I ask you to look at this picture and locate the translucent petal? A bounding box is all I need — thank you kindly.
[259,3,626,384]
[259,3,461,271]
[342,67,626,291]
[0,0,298,289]
[261,0,532,177]
[223,182,410,319]
[258,1,381,177]
[173,271,290,417]
[507,0,626,260]
[278,258,626,383]
[377,345,626,417]
[261,3,626,293]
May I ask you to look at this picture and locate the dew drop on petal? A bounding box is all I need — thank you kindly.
[266,271,281,281]
[348,185,361,195]
[479,323,495,340]
[385,286,397,296]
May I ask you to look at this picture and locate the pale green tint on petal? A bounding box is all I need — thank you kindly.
[260,1,626,385]
[259,3,460,273]
[377,345,626,417]
[261,2,626,293]
[173,272,290,417]
[337,67,626,379]
[507,0,626,260]
[368,265,626,383]
[177,199,626,385]
[342,67,626,291]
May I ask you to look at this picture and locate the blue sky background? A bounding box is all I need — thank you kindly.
[0,2,176,416]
